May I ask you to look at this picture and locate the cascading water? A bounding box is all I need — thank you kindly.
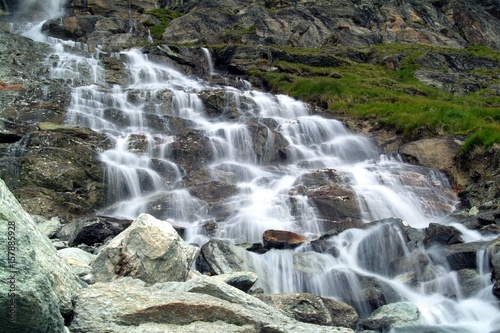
[7,1,500,332]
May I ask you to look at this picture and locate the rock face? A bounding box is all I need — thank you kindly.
[69,277,355,333]
[7,127,112,221]
[162,0,500,49]
[91,213,199,284]
[0,179,81,333]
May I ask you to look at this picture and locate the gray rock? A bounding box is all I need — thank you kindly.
[0,179,81,333]
[200,239,249,275]
[91,213,199,284]
[210,271,259,292]
[369,302,420,328]
[255,293,359,328]
[32,215,61,238]
[58,247,96,277]
[69,278,354,333]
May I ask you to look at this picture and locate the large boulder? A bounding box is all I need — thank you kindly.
[0,179,81,333]
[91,213,199,284]
[69,277,354,333]
[255,293,359,328]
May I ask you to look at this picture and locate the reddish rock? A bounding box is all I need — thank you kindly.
[263,229,309,250]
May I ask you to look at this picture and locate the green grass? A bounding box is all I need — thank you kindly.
[249,44,500,153]
[144,9,183,41]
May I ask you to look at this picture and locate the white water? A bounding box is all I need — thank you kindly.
[9,3,500,332]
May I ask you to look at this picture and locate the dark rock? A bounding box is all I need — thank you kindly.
[42,15,105,41]
[441,241,488,270]
[56,215,133,247]
[168,129,213,174]
[423,223,464,247]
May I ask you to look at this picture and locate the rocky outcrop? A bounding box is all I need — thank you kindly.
[0,179,81,333]
[91,213,199,283]
[162,0,500,49]
[4,126,112,221]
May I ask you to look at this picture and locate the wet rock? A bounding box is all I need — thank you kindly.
[368,302,420,328]
[42,15,106,41]
[255,293,359,328]
[70,278,355,333]
[305,183,362,229]
[489,237,500,281]
[263,229,309,250]
[356,222,409,277]
[457,268,483,298]
[56,215,132,247]
[423,223,464,247]
[0,179,81,333]
[142,191,207,221]
[168,129,213,174]
[91,213,199,284]
[441,241,487,271]
[399,137,466,186]
[188,180,239,203]
[247,118,290,165]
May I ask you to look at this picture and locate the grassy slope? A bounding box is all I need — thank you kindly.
[248,44,500,153]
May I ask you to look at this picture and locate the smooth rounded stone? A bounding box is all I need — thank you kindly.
[91,213,199,284]
[255,293,359,328]
[369,302,420,328]
[0,179,81,333]
[262,229,309,250]
[32,215,61,238]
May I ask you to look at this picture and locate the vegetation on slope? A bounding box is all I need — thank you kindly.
[248,44,500,153]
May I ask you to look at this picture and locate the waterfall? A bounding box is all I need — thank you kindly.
[7,3,500,332]
[201,47,216,76]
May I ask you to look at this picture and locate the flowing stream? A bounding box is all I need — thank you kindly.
[7,1,500,331]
